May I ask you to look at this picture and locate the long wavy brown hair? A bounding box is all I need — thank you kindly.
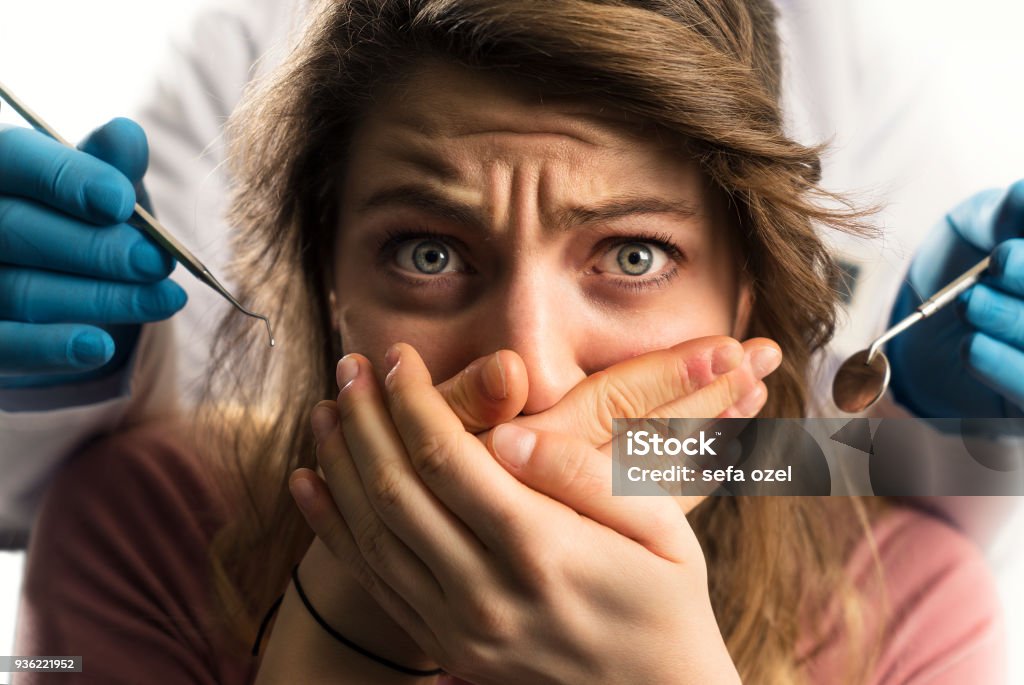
[199,1,884,682]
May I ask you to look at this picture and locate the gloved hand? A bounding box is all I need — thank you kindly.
[887,179,1024,417]
[0,118,186,388]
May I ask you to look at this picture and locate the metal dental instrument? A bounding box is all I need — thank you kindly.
[832,256,991,413]
[0,81,275,347]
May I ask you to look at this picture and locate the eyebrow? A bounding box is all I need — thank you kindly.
[357,183,699,233]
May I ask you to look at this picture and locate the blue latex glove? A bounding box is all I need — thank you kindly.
[887,179,1024,417]
[0,118,187,387]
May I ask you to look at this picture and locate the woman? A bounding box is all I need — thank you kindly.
[16,0,1003,683]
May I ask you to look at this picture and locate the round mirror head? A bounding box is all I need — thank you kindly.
[832,348,891,413]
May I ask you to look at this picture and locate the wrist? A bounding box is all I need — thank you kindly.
[659,595,741,685]
[300,538,436,670]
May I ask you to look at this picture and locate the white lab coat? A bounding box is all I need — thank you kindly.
[0,0,1014,544]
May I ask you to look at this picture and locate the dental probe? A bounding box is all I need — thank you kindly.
[0,80,275,347]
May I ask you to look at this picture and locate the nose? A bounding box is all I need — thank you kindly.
[485,270,586,415]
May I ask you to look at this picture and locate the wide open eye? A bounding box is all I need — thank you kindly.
[598,241,670,276]
[394,238,465,274]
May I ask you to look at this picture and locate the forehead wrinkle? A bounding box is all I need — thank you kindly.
[384,97,627,151]
[356,182,703,236]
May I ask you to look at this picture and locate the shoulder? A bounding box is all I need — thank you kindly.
[25,418,233,609]
[24,417,225,599]
[870,507,1005,683]
[36,419,224,538]
[803,505,1007,684]
[18,420,253,684]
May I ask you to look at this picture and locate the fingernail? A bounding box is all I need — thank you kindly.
[337,355,359,388]
[385,344,401,371]
[492,424,536,469]
[311,405,338,441]
[482,352,508,401]
[751,347,782,376]
[711,341,742,375]
[290,474,318,512]
[69,331,114,367]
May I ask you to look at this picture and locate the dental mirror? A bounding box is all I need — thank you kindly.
[833,256,991,413]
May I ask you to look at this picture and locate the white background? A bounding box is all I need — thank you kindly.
[2,1,1024,684]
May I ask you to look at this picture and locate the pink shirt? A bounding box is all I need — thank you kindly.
[15,421,1007,683]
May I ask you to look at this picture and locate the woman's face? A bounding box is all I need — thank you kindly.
[333,61,751,415]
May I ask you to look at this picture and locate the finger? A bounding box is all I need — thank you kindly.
[644,340,779,426]
[380,344,542,547]
[948,179,1024,252]
[717,380,768,418]
[306,407,447,610]
[960,284,1024,349]
[434,350,528,433]
[0,267,187,323]
[487,423,698,563]
[288,467,438,651]
[0,126,135,225]
[515,335,746,446]
[0,198,173,282]
[961,332,1024,409]
[0,321,113,375]
[330,357,490,585]
[77,118,149,186]
[290,467,366,572]
[986,238,1024,296]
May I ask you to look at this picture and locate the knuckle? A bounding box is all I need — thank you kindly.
[600,373,648,419]
[586,370,647,439]
[460,595,517,648]
[448,365,476,402]
[673,352,700,392]
[696,374,737,412]
[551,442,603,498]
[317,511,347,546]
[347,554,380,594]
[511,538,563,597]
[98,283,129,320]
[350,507,390,567]
[367,462,404,516]
[89,227,119,276]
[409,430,459,481]
[46,155,78,207]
